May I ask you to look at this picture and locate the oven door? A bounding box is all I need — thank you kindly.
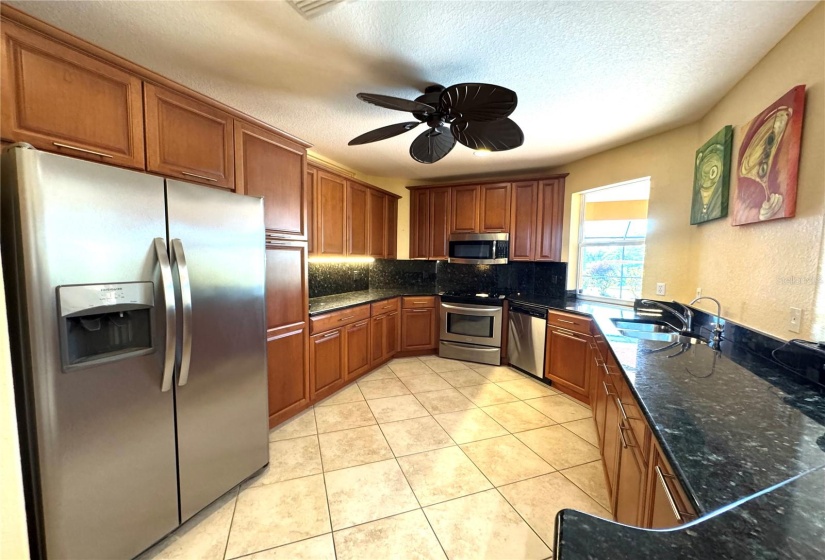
[440,303,503,347]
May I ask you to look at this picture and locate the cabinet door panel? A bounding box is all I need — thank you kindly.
[371,315,386,366]
[368,189,387,258]
[386,311,400,358]
[450,185,480,233]
[602,395,621,500]
[267,325,309,428]
[307,167,316,253]
[545,327,591,398]
[317,171,347,255]
[1,21,145,168]
[310,329,344,399]
[647,446,696,528]
[265,242,307,329]
[236,120,306,238]
[345,319,371,379]
[144,83,234,189]
[429,188,451,260]
[402,308,437,350]
[614,426,645,525]
[410,189,430,259]
[535,178,564,261]
[347,181,369,255]
[387,197,398,259]
[510,181,538,261]
[480,183,511,232]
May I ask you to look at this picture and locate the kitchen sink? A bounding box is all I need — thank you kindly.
[612,319,676,333]
[611,318,707,347]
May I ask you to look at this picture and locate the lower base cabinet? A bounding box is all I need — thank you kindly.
[310,328,344,402]
[371,311,400,367]
[614,423,647,525]
[345,319,371,379]
[266,325,310,428]
[647,444,697,528]
[401,297,438,351]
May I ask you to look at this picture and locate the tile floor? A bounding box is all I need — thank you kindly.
[138,357,612,560]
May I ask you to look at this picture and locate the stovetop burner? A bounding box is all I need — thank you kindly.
[439,291,506,305]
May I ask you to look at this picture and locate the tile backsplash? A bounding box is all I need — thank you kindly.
[308,262,370,298]
[369,260,437,290]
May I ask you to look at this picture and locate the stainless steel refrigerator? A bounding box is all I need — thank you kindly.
[1,145,269,559]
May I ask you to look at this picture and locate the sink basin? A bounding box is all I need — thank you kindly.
[610,318,707,346]
[612,319,676,333]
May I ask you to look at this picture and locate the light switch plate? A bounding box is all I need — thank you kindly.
[656,283,666,296]
[789,307,802,334]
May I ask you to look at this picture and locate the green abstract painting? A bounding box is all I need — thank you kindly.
[691,125,733,225]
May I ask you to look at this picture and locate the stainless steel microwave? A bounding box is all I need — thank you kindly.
[448,233,509,264]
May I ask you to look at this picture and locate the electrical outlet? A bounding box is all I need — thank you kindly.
[656,283,666,296]
[696,287,702,298]
[789,307,802,334]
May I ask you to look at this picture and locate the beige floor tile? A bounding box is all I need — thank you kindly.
[367,394,430,423]
[241,534,335,560]
[433,409,507,444]
[424,489,550,560]
[460,435,555,487]
[324,459,419,530]
[417,354,440,362]
[496,378,558,400]
[380,416,455,456]
[244,436,322,488]
[359,366,397,381]
[390,357,425,364]
[562,393,593,410]
[562,418,599,446]
[318,426,393,472]
[269,408,315,442]
[525,395,592,423]
[468,365,525,382]
[426,359,471,373]
[498,473,611,547]
[515,425,600,470]
[437,369,491,388]
[560,461,612,511]
[457,384,519,407]
[358,377,412,399]
[481,401,555,433]
[414,388,478,415]
[333,510,446,560]
[314,401,376,434]
[401,373,453,393]
[397,447,492,506]
[137,487,237,560]
[388,361,437,378]
[225,475,330,559]
[314,383,364,408]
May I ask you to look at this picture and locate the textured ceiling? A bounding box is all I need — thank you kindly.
[8,0,817,181]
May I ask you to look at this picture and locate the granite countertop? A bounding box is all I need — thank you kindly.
[308,288,437,316]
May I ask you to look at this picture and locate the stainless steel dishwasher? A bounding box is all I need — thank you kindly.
[507,302,548,379]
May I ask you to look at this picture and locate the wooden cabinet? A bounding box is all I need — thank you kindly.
[535,178,565,261]
[410,189,430,259]
[401,297,438,351]
[510,181,539,261]
[316,170,347,255]
[310,329,345,402]
[601,390,622,500]
[235,120,307,238]
[386,311,400,357]
[370,305,400,367]
[545,327,592,401]
[368,189,387,258]
[450,185,479,233]
[0,20,145,168]
[344,319,371,379]
[646,445,696,528]
[347,181,369,255]
[144,83,234,189]
[387,197,398,259]
[614,423,646,526]
[429,187,451,260]
[480,183,511,232]
[265,241,309,427]
[306,167,317,253]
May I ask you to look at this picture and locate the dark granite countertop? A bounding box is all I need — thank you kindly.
[556,465,825,560]
[308,288,437,316]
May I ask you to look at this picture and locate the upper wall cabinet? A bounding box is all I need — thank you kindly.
[509,181,539,261]
[316,170,347,255]
[0,21,145,168]
[450,185,479,234]
[410,189,430,259]
[429,187,451,260]
[480,183,511,233]
[347,181,369,256]
[368,189,387,258]
[144,83,235,189]
[386,197,398,260]
[235,120,307,239]
[535,178,565,262]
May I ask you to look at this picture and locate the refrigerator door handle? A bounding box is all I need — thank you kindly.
[154,238,176,392]
[171,238,194,386]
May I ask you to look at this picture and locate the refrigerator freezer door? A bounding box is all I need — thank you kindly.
[0,148,179,559]
[166,179,269,522]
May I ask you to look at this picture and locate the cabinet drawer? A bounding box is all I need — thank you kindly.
[402,296,436,309]
[310,304,370,334]
[371,297,400,316]
[548,310,592,335]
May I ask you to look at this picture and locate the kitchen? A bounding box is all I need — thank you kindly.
[1,2,824,560]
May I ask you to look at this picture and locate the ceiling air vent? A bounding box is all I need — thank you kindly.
[287,0,348,19]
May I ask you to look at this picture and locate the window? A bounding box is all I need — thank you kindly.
[576,179,650,303]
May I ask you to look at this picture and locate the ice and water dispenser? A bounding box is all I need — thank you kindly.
[57,282,155,371]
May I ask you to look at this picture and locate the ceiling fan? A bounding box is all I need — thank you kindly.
[348,83,524,164]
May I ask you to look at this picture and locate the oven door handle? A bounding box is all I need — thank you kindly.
[441,303,503,314]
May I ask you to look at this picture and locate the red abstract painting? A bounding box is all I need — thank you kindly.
[732,85,805,226]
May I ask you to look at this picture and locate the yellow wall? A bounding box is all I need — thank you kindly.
[584,200,649,221]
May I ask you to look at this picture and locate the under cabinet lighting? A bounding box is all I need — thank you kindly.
[307,256,376,264]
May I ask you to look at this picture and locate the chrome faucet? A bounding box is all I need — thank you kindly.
[689,296,724,346]
[640,299,693,332]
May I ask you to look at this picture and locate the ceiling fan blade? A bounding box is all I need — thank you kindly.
[357,93,436,114]
[348,121,420,145]
[409,127,456,164]
[451,118,524,151]
[440,83,518,122]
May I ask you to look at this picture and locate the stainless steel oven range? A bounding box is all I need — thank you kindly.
[439,292,504,365]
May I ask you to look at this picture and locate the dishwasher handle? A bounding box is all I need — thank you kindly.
[509,303,548,320]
